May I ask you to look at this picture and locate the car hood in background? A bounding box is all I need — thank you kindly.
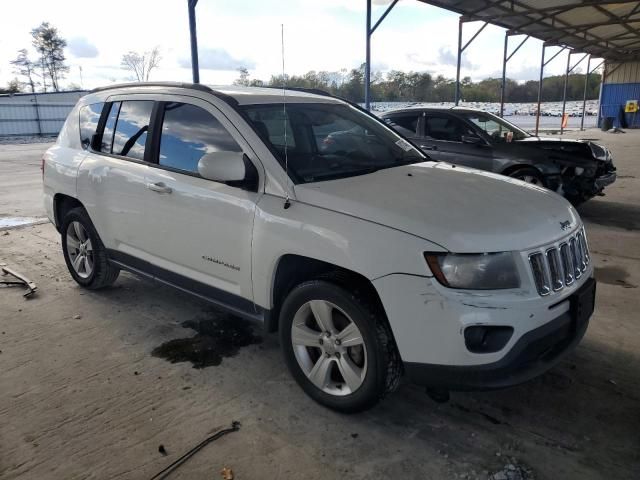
[514,136,610,162]
[295,162,581,253]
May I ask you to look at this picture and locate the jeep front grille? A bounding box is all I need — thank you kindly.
[529,228,590,296]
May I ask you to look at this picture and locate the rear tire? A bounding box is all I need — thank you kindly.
[279,280,401,413]
[507,167,546,188]
[61,207,120,289]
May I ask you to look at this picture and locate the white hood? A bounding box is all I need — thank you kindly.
[295,162,581,253]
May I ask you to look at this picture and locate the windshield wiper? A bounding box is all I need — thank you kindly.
[308,166,381,182]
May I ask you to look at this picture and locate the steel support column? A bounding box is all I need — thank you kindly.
[560,52,571,134]
[188,0,200,84]
[580,56,591,130]
[364,0,399,110]
[455,18,488,105]
[455,18,463,105]
[535,44,567,135]
[561,52,588,133]
[535,44,546,136]
[365,0,371,110]
[364,0,371,110]
[500,33,529,117]
[500,34,509,117]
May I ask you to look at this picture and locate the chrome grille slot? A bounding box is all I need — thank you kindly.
[579,229,590,264]
[529,228,591,296]
[569,237,581,279]
[529,253,551,296]
[577,230,589,265]
[546,248,564,291]
[560,243,574,286]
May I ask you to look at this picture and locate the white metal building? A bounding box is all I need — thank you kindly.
[0,90,87,136]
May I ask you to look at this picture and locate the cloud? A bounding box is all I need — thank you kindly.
[68,37,99,58]
[437,47,474,69]
[179,48,255,71]
[485,65,543,82]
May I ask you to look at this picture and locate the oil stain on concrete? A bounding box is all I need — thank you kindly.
[594,266,638,289]
[152,312,262,369]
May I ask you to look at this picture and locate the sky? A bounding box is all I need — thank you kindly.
[0,0,589,91]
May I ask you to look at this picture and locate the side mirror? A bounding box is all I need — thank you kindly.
[198,151,247,182]
[461,135,483,145]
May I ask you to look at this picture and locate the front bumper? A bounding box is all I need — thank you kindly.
[373,267,595,390]
[594,171,617,190]
[404,278,594,390]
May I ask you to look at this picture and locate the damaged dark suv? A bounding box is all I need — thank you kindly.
[381,107,617,204]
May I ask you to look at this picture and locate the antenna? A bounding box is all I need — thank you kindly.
[281,24,291,210]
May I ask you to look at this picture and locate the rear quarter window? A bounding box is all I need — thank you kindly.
[100,102,121,153]
[79,103,105,150]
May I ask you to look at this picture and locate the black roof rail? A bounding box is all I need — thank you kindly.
[264,86,334,97]
[89,81,214,94]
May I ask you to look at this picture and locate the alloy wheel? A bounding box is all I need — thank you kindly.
[517,174,543,186]
[290,300,367,396]
[66,221,94,279]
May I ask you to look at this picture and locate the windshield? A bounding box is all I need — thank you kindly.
[463,111,530,143]
[242,103,425,184]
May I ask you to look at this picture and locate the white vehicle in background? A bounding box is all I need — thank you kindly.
[43,82,596,412]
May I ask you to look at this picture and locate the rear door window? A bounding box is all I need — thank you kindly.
[425,115,474,142]
[384,113,420,137]
[79,102,104,150]
[158,102,242,174]
[111,100,154,160]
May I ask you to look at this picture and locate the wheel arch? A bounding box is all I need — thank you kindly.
[267,254,388,335]
[501,163,540,177]
[501,160,561,177]
[53,194,84,233]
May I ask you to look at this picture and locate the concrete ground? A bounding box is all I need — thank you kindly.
[1,130,639,480]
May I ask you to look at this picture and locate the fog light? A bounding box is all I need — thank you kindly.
[464,326,514,353]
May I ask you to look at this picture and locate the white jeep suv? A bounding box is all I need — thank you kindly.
[43,82,595,412]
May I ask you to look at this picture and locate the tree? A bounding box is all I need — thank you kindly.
[233,67,251,86]
[31,22,69,92]
[10,49,40,93]
[0,78,22,93]
[121,47,161,82]
[234,67,601,104]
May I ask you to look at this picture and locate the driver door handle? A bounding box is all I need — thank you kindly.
[146,182,172,194]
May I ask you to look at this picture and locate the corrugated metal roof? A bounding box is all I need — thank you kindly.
[421,1,640,61]
[605,60,640,82]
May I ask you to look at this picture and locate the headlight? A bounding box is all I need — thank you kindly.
[424,252,520,290]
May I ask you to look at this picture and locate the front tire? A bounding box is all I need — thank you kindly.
[279,280,400,413]
[61,207,120,289]
[508,167,546,187]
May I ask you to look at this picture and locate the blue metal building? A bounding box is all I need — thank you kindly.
[600,61,640,129]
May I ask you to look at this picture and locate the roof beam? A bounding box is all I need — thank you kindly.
[594,4,638,37]
[517,15,640,35]
[485,1,639,20]
[500,0,629,58]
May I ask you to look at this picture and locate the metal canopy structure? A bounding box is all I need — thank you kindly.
[424,0,640,62]
[362,0,640,132]
[184,1,639,131]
